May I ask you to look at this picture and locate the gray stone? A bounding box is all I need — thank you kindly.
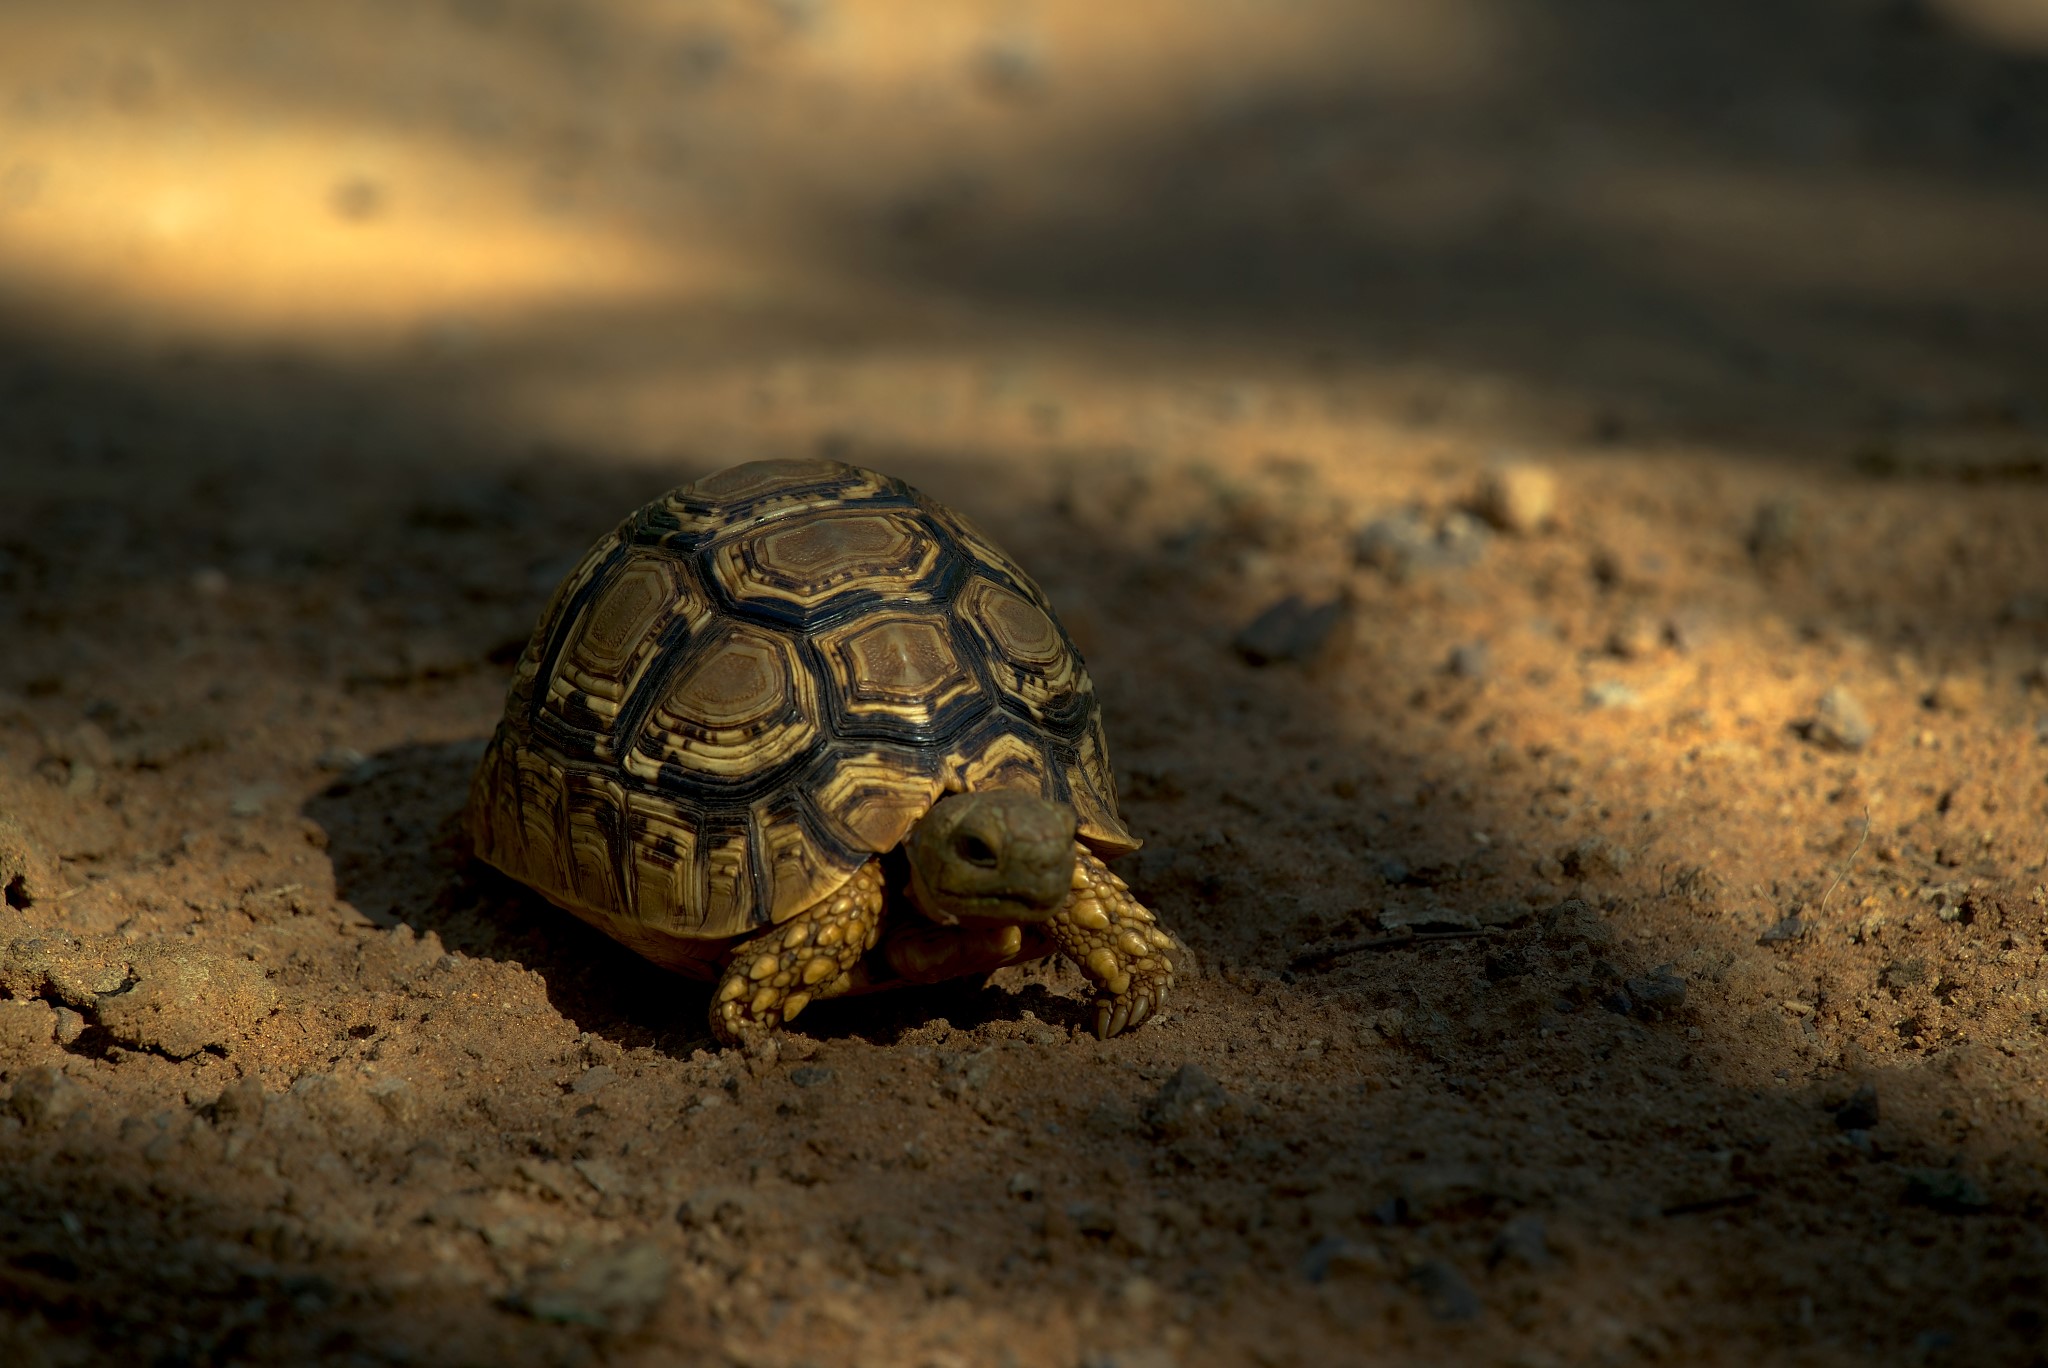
[571,1065,618,1095]
[1142,1064,1229,1140]
[1234,595,1350,667]
[6,1065,85,1129]
[0,812,57,913]
[1620,968,1686,1018]
[1488,1214,1554,1270]
[1805,686,1873,751]
[1470,461,1558,534]
[1355,509,1490,578]
[1832,1083,1879,1131]
[50,1006,84,1044]
[514,1240,672,1332]
[1446,642,1490,680]
[1904,1169,1989,1213]
[1585,681,1641,710]
[1302,1235,1384,1282]
[1406,1258,1482,1321]
[1759,914,1806,944]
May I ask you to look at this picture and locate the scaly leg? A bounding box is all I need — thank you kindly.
[710,861,884,1045]
[1045,845,1176,1038]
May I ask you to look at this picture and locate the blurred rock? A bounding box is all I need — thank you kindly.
[1831,1083,1880,1131]
[1406,1258,1481,1322]
[1999,594,2048,626]
[1617,968,1687,1019]
[514,1240,672,1333]
[1354,509,1489,579]
[6,1065,84,1129]
[1302,1235,1384,1283]
[1488,1214,1554,1270]
[973,33,1047,101]
[1924,675,1982,714]
[1904,1169,1989,1214]
[0,811,57,913]
[0,998,56,1050]
[1605,615,1661,660]
[1803,686,1874,751]
[1446,641,1490,680]
[1234,595,1349,667]
[1142,1063,1229,1140]
[1746,499,1806,566]
[1585,681,1641,709]
[1469,461,1557,534]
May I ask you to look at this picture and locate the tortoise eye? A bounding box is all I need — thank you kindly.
[954,833,1000,868]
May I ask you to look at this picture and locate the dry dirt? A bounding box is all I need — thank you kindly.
[5,2,2048,1365]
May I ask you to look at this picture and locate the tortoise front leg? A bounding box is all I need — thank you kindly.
[1045,845,1176,1038]
[710,861,884,1045]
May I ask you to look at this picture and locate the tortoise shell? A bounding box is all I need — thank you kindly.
[466,458,1137,972]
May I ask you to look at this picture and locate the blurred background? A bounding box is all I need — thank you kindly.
[6,0,2048,467]
[5,4,2048,1365]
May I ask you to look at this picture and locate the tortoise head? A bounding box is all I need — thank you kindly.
[905,791,1077,925]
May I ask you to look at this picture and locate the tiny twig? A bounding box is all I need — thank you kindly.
[1818,806,1872,917]
[1660,1192,1759,1218]
[1289,925,1491,971]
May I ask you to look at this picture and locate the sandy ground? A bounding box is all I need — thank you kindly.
[4,2,2048,1364]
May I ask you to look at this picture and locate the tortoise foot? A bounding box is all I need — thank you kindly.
[1047,845,1177,1039]
[709,862,884,1046]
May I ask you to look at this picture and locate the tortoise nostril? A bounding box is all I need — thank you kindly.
[954,833,1000,868]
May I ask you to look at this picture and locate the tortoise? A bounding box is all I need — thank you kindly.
[466,458,1175,1045]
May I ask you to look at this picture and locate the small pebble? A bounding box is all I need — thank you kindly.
[973,33,1047,100]
[571,1065,618,1095]
[1606,616,1661,660]
[1354,509,1489,578]
[1066,1201,1119,1237]
[1585,681,1640,709]
[1832,1083,1880,1131]
[315,747,368,772]
[1234,595,1350,667]
[1119,1275,1159,1313]
[788,1064,834,1088]
[6,1065,86,1129]
[1904,1169,1989,1213]
[1470,461,1558,534]
[1662,607,1712,654]
[1446,642,1490,680]
[1746,500,1804,565]
[190,567,230,598]
[1141,1064,1229,1140]
[1999,594,2048,626]
[1488,1214,1554,1270]
[52,1005,85,1044]
[1302,1235,1384,1283]
[1621,968,1686,1018]
[1925,675,1982,715]
[1805,686,1873,751]
[1006,1172,1042,1200]
[1406,1258,1482,1322]
[1759,914,1806,944]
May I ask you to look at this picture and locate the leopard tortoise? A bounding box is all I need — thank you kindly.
[466,458,1175,1045]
